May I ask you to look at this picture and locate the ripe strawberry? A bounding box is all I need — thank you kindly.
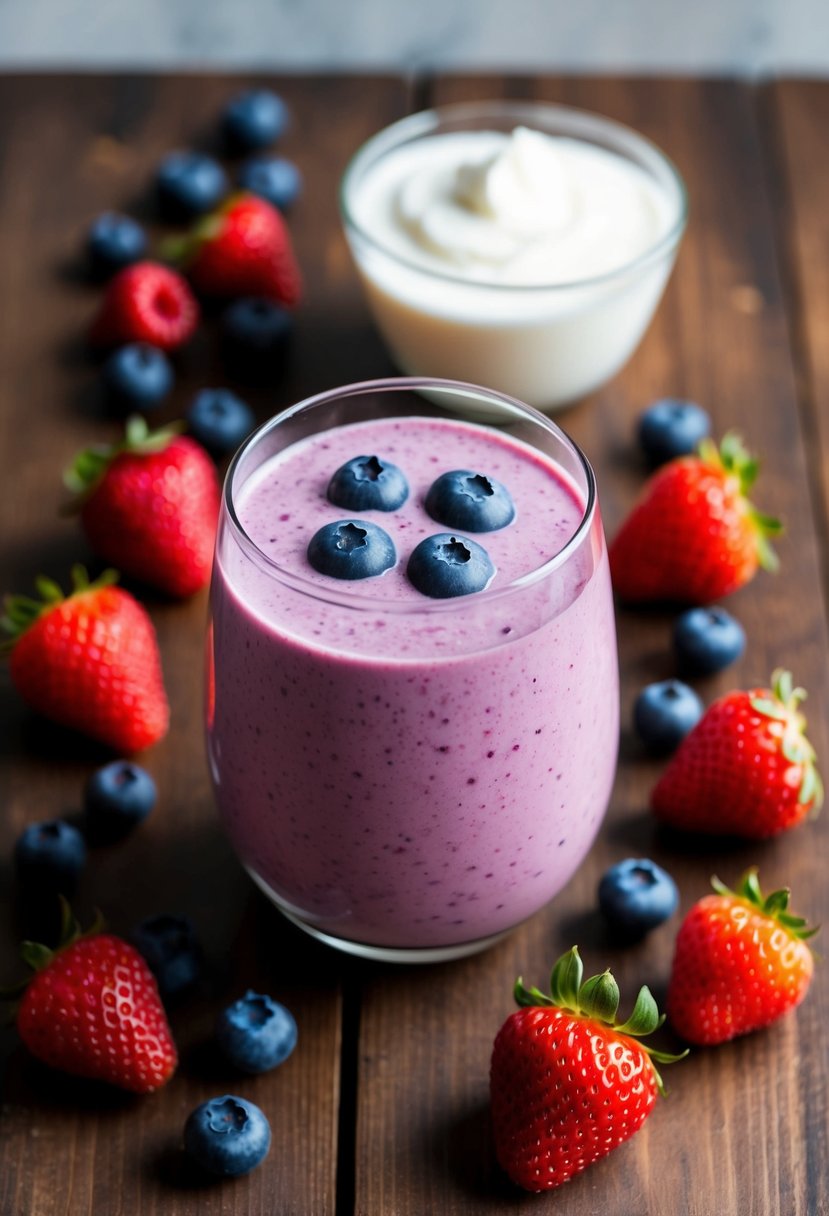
[667,870,816,1046]
[490,947,685,1192]
[651,668,822,838]
[88,260,199,351]
[610,433,781,604]
[14,904,177,1092]
[166,192,301,306]
[2,567,169,752]
[65,416,220,598]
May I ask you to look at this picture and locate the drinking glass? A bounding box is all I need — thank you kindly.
[207,377,619,962]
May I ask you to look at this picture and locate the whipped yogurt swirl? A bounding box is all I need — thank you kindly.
[373,126,673,286]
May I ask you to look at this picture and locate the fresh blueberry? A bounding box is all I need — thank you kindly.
[102,343,173,413]
[598,858,679,939]
[183,1095,271,1178]
[221,297,293,381]
[84,760,157,841]
[327,455,409,513]
[238,155,302,211]
[425,470,515,533]
[222,89,288,153]
[86,212,147,279]
[130,913,203,1000]
[673,606,746,676]
[407,533,495,599]
[307,520,396,581]
[637,398,711,466]
[187,388,256,457]
[156,151,228,221]
[14,821,87,893]
[633,679,704,754]
[216,990,298,1074]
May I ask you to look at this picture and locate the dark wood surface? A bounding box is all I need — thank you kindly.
[0,74,827,1216]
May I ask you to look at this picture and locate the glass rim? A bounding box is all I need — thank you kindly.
[339,98,688,295]
[222,376,598,617]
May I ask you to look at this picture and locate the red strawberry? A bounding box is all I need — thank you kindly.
[88,260,199,351]
[490,947,685,1192]
[14,905,177,1092]
[651,668,822,838]
[2,567,169,752]
[667,870,816,1046]
[65,417,220,598]
[167,192,301,306]
[610,433,781,604]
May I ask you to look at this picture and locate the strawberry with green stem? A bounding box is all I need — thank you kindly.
[490,946,686,1192]
[610,432,782,605]
[651,668,822,838]
[65,416,220,598]
[667,870,817,1046]
[164,192,301,306]
[5,900,177,1093]
[2,566,169,752]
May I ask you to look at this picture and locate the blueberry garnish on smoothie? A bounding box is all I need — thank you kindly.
[407,533,495,598]
[327,454,409,512]
[307,519,396,580]
[425,469,515,532]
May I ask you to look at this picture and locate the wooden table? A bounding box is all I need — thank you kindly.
[1,74,828,1216]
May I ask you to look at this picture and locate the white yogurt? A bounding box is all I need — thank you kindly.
[368,128,673,286]
[342,109,686,411]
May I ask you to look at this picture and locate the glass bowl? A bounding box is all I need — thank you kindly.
[340,101,687,412]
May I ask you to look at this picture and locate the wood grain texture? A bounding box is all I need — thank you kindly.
[763,81,829,600]
[0,72,409,1216]
[353,77,829,1216]
[1,74,828,1216]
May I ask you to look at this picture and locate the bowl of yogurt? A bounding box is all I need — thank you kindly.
[340,101,687,412]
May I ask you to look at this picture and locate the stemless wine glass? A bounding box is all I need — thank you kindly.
[207,378,619,963]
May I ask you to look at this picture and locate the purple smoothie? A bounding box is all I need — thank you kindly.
[208,411,618,953]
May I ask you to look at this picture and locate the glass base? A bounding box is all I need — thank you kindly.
[245,866,514,964]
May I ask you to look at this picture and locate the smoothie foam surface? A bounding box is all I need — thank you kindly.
[225,415,593,659]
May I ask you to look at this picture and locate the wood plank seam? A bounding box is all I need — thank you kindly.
[757,80,829,618]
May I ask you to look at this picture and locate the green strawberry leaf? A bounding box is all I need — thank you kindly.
[646,1044,690,1095]
[34,577,64,603]
[773,669,798,704]
[63,417,185,502]
[752,511,784,535]
[714,870,818,942]
[549,945,583,1010]
[753,530,780,573]
[20,942,54,972]
[800,763,824,811]
[697,436,720,467]
[717,432,758,490]
[749,696,788,721]
[615,984,663,1037]
[159,205,228,267]
[764,888,790,917]
[698,433,782,569]
[750,673,822,811]
[578,971,620,1025]
[513,947,686,1098]
[1,901,107,1010]
[0,568,120,649]
[513,978,553,1008]
[743,869,764,906]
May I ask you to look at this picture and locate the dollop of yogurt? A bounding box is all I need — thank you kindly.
[360,127,675,286]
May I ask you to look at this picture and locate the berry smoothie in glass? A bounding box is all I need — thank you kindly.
[207,378,619,962]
